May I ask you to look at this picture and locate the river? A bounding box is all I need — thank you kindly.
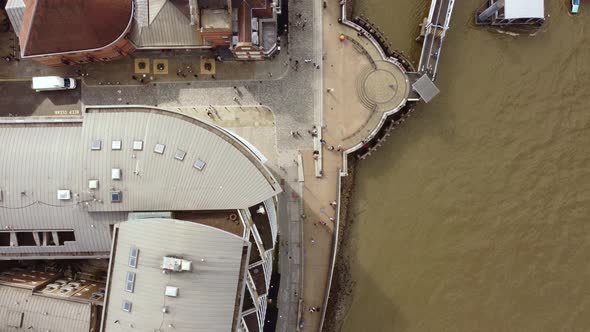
[341,0,590,331]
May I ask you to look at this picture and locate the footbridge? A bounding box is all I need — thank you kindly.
[417,0,455,81]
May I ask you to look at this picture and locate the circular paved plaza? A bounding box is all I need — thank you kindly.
[356,60,409,111]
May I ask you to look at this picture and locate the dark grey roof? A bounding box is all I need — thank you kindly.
[102,218,248,331]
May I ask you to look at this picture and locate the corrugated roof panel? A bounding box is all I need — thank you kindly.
[81,109,280,211]
[0,285,91,331]
[103,219,247,331]
[0,125,122,257]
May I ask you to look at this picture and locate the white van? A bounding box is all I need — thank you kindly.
[32,76,76,92]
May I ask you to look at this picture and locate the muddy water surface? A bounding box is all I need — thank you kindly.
[343,1,590,331]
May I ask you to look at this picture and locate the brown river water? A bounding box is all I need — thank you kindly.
[342,0,590,331]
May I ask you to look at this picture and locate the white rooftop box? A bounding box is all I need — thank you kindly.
[112,168,122,180]
[57,190,71,200]
[162,257,192,272]
[165,286,179,297]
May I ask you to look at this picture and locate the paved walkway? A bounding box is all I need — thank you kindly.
[0,30,289,84]
[298,0,411,331]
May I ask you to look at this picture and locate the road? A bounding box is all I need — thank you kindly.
[0,81,81,117]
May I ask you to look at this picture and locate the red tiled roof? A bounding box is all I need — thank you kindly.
[237,0,252,43]
[22,0,133,56]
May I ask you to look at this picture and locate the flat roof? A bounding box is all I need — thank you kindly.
[412,74,440,103]
[21,0,133,56]
[504,0,544,19]
[102,218,248,331]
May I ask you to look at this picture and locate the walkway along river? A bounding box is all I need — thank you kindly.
[328,0,590,331]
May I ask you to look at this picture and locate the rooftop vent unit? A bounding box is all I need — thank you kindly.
[193,159,206,171]
[154,143,166,154]
[122,300,132,312]
[110,191,122,202]
[112,168,122,180]
[133,140,144,151]
[91,139,102,151]
[174,149,186,161]
[162,256,192,272]
[112,140,122,150]
[88,180,99,190]
[165,286,179,297]
[57,190,71,200]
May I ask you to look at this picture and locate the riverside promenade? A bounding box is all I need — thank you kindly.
[298,0,414,331]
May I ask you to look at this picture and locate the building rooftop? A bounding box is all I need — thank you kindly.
[0,284,93,331]
[102,218,250,331]
[0,107,280,259]
[130,0,205,48]
[20,0,133,56]
[504,0,544,19]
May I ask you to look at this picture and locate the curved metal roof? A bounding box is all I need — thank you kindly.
[0,107,281,258]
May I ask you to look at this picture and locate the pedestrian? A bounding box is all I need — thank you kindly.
[328,145,334,151]
[320,139,326,145]
[291,131,296,137]
[295,130,301,136]
[131,75,137,80]
[330,201,337,207]
[337,145,342,151]
[329,217,335,222]
[311,238,315,244]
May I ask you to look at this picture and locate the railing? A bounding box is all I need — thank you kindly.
[318,168,343,331]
